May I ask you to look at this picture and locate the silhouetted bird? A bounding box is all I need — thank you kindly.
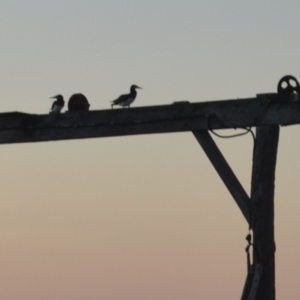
[50,95,64,113]
[111,85,142,109]
[68,93,90,111]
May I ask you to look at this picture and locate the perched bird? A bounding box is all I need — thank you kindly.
[111,85,142,109]
[50,94,64,113]
[68,93,90,111]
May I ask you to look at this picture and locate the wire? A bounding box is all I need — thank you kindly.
[209,128,252,139]
[209,125,261,266]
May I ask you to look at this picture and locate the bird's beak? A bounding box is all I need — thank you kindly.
[137,86,142,89]
[50,96,56,99]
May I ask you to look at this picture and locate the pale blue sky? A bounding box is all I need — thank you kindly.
[1,1,300,299]
[1,1,300,111]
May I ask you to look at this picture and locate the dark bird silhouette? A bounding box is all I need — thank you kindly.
[68,94,90,111]
[111,85,142,109]
[50,95,64,113]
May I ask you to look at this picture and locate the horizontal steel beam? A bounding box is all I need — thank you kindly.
[0,94,297,144]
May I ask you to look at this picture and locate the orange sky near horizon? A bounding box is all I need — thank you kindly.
[1,1,300,299]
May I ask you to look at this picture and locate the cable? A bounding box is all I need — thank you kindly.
[209,124,261,267]
[248,127,256,145]
[209,127,252,139]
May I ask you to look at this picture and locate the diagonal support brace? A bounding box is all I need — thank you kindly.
[193,130,251,223]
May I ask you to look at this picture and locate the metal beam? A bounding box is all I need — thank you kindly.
[251,126,279,300]
[193,130,251,223]
[0,94,297,144]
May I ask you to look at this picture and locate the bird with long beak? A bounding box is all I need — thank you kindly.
[111,85,142,109]
[50,95,64,113]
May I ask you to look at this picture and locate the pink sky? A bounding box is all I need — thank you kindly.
[1,1,300,299]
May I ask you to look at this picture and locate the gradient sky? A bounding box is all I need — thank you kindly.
[1,1,300,299]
